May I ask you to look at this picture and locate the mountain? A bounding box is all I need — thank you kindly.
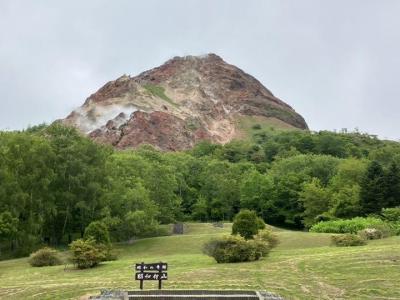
[61,54,308,151]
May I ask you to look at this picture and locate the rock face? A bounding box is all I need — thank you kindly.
[62,54,308,151]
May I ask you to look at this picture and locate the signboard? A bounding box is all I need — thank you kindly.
[135,263,168,272]
[135,272,168,281]
[134,262,168,290]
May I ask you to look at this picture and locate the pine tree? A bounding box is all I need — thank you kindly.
[360,161,386,215]
[384,162,400,208]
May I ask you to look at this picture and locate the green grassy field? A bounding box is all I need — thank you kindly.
[0,223,399,300]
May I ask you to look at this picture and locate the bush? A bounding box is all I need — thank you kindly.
[84,221,111,245]
[388,222,400,235]
[203,235,269,263]
[331,234,367,247]
[310,217,387,234]
[374,223,394,237]
[252,239,271,258]
[69,238,107,269]
[232,210,265,240]
[28,247,62,267]
[357,228,384,240]
[381,207,400,222]
[254,229,279,249]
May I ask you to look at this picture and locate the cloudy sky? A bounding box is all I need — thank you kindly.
[1,0,399,140]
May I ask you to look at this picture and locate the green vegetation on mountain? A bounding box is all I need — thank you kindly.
[143,84,178,107]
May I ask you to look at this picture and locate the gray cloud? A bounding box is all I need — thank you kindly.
[1,0,399,140]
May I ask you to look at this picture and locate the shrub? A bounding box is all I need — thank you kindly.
[388,222,400,235]
[331,234,367,247]
[203,235,269,263]
[28,247,62,267]
[252,239,271,258]
[232,210,265,240]
[373,223,394,237]
[381,207,400,222]
[254,229,279,249]
[310,217,387,234]
[69,238,107,269]
[357,228,383,240]
[84,221,111,245]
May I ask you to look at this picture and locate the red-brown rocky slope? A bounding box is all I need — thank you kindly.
[61,54,308,150]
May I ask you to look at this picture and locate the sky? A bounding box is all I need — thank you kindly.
[1,0,399,140]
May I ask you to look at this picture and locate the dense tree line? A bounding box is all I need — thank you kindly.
[1,124,400,257]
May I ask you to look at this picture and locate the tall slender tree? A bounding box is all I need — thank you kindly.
[360,161,386,215]
[384,162,400,208]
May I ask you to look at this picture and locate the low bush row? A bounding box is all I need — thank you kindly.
[331,234,366,247]
[311,215,400,247]
[310,217,397,234]
[331,226,393,247]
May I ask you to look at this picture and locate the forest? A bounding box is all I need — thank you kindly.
[1,123,400,258]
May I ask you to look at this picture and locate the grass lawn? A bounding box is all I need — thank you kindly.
[0,223,399,299]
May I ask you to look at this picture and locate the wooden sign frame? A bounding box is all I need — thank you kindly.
[135,262,168,290]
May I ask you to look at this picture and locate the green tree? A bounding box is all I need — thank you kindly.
[198,160,249,221]
[326,158,366,219]
[384,162,400,208]
[83,221,110,245]
[191,141,220,157]
[143,162,181,223]
[300,178,331,228]
[103,153,158,217]
[315,132,346,157]
[0,132,56,254]
[0,212,18,238]
[239,170,274,219]
[232,210,265,240]
[0,212,18,255]
[329,158,367,190]
[43,124,110,244]
[214,140,252,163]
[329,185,361,218]
[192,196,209,221]
[121,210,160,239]
[360,161,386,215]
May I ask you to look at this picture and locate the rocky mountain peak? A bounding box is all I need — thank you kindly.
[61,54,308,151]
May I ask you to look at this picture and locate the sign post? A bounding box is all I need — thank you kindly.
[134,262,168,290]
